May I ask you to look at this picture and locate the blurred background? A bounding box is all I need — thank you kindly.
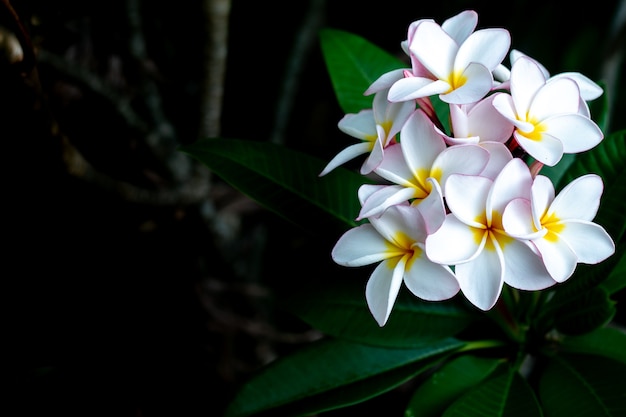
[4,1,625,416]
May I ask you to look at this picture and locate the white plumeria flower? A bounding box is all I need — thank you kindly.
[357,109,490,231]
[386,14,510,104]
[435,94,514,178]
[365,10,479,96]
[332,204,459,326]
[497,49,603,117]
[492,56,604,166]
[502,174,615,282]
[319,89,415,176]
[425,158,557,311]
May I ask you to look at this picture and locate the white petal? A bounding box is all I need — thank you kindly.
[488,158,532,219]
[331,224,391,266]
[410,21,457,81]
[558,221,615,264]
[441,62,493,104]
[372,143,414,186]
[533,234,578,283]
[404,255,460,301]
[388,77,449,102]
[514,131,563,166]
[455,28,510,72]
[435,144,490,191]
[416,179,446,233]
[530,77,580,119]
[366,258,405,326]
[492,92,534,131]
[543,113,603,153]
[455,245,503,310]
[551,72,603,101]
[358,184,387,206]
[441,10,477,44]
[549,174,603,221]
[501,237,557,289]
[360,135,384,174]
[503,198,540,238]
[338,110,376,139]
[319,142,372,176]
[531,175,555,227]
[425,215,485,264]
[478,142,513,180]
[358,185,416,220]
[445,173,492,227]
[370,204,427,244]
[365,68,406,96]
[399,109,447,174]
[510,57,546,116]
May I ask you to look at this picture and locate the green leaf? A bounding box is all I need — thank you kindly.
[538,353,626,417]
[179,138,371,233]
[224,337,466,417]
[441,364,543,417]
[552,286,616,336]
[286,281,480,348]
[405,355,503,417]
[319,28,405,114]
[559,326,626,364]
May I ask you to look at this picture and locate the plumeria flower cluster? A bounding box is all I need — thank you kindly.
[321,10,615,326]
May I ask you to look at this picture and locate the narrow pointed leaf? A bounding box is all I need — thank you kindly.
[559,326,626,364]
[286,282,480,348]
[538,353,626,417]
[320,28,405,114]
[405,355,503,417]
[224,337,466,417]
[442,364,543,417]
[179,138,371,233]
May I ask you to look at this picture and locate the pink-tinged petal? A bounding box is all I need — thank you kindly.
[358,184,387,205]
[455,244,503,310]
[533,235,578,283]
[557,221,615,264]
[514,131,563,166]
[492,92,535,132]
[442,10,478,44]
[551,72,603,101]
[549,174,603,221]
[388,77,449,102]
[410,21,457,81]
[425,215,485,264]
[365,68,406,96]
[455,28,510,72]
[503,198,543,239]
[441,62,493,104]
[543,113,603,153]
[449,104,469,137]
[373,143,414,186]
[478,142,513,180]
[404,254,460,301]
[434,144,490,192]
[501,237,557,289]
[487,158,532,219]
[416,179,446,233]
[366,257,406,326]
[510,57,546,115]
[467,95,515,142]
[319,142,371,176]
[530,77,580,119]
[531,176,555,227]
[370,204,427,244]
[338,110,376,139]
[358,186,417,220]
[399,109,447,173]
[445,174,492,227]
[331,224,391,266]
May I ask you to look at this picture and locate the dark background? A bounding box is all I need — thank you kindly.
[4,1,625,416]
